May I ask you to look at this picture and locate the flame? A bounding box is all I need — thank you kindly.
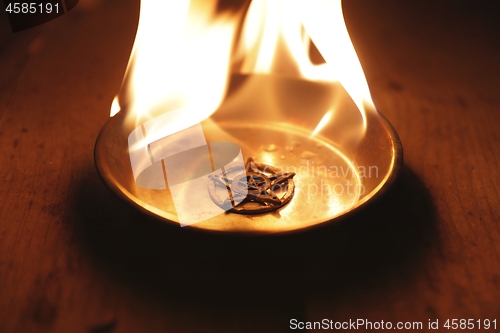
[236,0,326,78]
[112,0,375,142]
[114,0,242,151]
[311,110,333,137]
[234,0,374,132]
[110,96,120,117]
[300,0,374,129]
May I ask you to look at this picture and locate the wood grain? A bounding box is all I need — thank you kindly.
[0,0,499,332]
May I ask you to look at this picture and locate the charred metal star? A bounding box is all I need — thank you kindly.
[208,157,296,214]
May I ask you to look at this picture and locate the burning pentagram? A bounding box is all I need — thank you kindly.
[208,158,296,214]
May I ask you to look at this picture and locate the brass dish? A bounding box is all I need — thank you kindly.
[95,74,402,234]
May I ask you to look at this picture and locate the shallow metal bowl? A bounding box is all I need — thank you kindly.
[95,74,402,234]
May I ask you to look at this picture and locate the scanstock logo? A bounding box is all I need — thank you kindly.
[128,108,247,227]
[3,0,79,32]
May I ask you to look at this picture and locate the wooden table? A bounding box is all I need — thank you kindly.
[1,0,499,332]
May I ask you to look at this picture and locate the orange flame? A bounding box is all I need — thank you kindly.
[112,0,375,141]
[113,1,242,151]
[233,0,374,134]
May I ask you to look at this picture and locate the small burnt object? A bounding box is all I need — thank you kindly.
[208,157,296,214]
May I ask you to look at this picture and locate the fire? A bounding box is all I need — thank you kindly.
[311,110,333,137]
[114,0,243,148]
[233,0,374,133]
[109,0,379,225]
[110,96,120,117]
[112,0,375,133]
[300,0,374,130]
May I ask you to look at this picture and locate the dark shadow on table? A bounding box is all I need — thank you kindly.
[73,163,437,317]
